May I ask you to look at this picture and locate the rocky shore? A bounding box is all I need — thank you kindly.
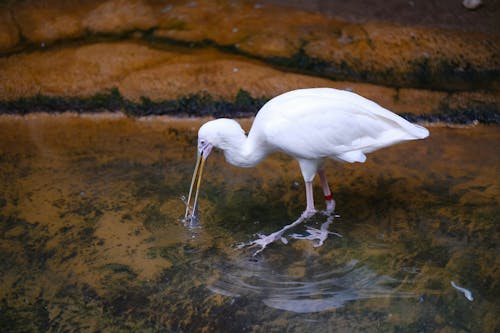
[0,0,498,122]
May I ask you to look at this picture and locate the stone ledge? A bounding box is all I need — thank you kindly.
[0,41,498,123]
[0,0,498,91]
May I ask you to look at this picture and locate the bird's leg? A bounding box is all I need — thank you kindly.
[317,169,335,213]
[302,181,317,218]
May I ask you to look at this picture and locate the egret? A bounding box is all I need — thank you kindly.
[184,88,429,220]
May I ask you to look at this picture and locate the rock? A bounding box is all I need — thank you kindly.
[10,0,158,44]
[0,0,497,92]
[0,9,20,51]
[1,40,498,120]
[12,0,87,44]
[83,0,158,34]
[0,0,498,118]
[0,42,170,100]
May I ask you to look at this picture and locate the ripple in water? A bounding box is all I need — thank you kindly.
[208,253,413,313]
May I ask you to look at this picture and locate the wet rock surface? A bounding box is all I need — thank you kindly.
[0,0,498,121]
[0,114,498,331]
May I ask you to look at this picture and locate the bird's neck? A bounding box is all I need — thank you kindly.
[219,132,268,168]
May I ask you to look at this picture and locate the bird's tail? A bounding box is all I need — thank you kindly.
[411,124,430,139]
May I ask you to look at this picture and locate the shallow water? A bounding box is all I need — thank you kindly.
[0,114,498,332]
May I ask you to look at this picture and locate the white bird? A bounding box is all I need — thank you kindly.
[184,88,429,219]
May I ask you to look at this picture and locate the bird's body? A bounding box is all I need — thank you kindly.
[186,88,429,218]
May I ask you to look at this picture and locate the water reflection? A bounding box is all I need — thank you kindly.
[209,254,414,313]
[0,114,498,332]
[238,211,342,255]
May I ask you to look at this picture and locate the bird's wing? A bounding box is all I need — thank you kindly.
[258,89,426,162]
[264,88,428,138]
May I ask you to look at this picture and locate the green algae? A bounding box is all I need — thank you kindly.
[402,102,500,124]
[0,88,129,114]
[1,87,498,124]
[406,57,500,91]
[102,263,138,278]
[0,88,268,118]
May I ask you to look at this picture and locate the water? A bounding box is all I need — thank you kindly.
[0,113,498,332]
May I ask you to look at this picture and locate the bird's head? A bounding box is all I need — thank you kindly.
[185,118,245,220]
[197,118,245,158]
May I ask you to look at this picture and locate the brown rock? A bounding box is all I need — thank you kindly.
[83,0,158,34]
[154,1,499,90]
[0,42,171,99]
[305,21,500,89]
[118,48,341,101]
[155,0,327,58]
[1,40,497,118]
[10,0,159,45]
[1,0,497,93]
[12,0,89,44]
[0,8,20,52]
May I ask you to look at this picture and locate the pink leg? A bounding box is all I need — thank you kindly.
[318,169,335,212]
[303,181,316,217]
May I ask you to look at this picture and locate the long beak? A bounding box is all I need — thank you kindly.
[184,152,207,219]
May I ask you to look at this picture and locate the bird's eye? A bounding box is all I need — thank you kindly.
[200,139,206,145]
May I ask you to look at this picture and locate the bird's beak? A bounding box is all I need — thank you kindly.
[184,144,212,219]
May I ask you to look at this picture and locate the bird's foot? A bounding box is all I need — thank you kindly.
[243,214,307,256]
[290,213,342,247]
[290,226,342,247]
[301,209,317,219]
[240,206,341,256]
[325,199,336,213]
[246,231,288,256]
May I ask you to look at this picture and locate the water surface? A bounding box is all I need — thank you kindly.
[0,114,498,332]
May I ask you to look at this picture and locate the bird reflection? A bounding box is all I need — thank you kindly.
[208,258,414,313]
[240,211,342,256]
